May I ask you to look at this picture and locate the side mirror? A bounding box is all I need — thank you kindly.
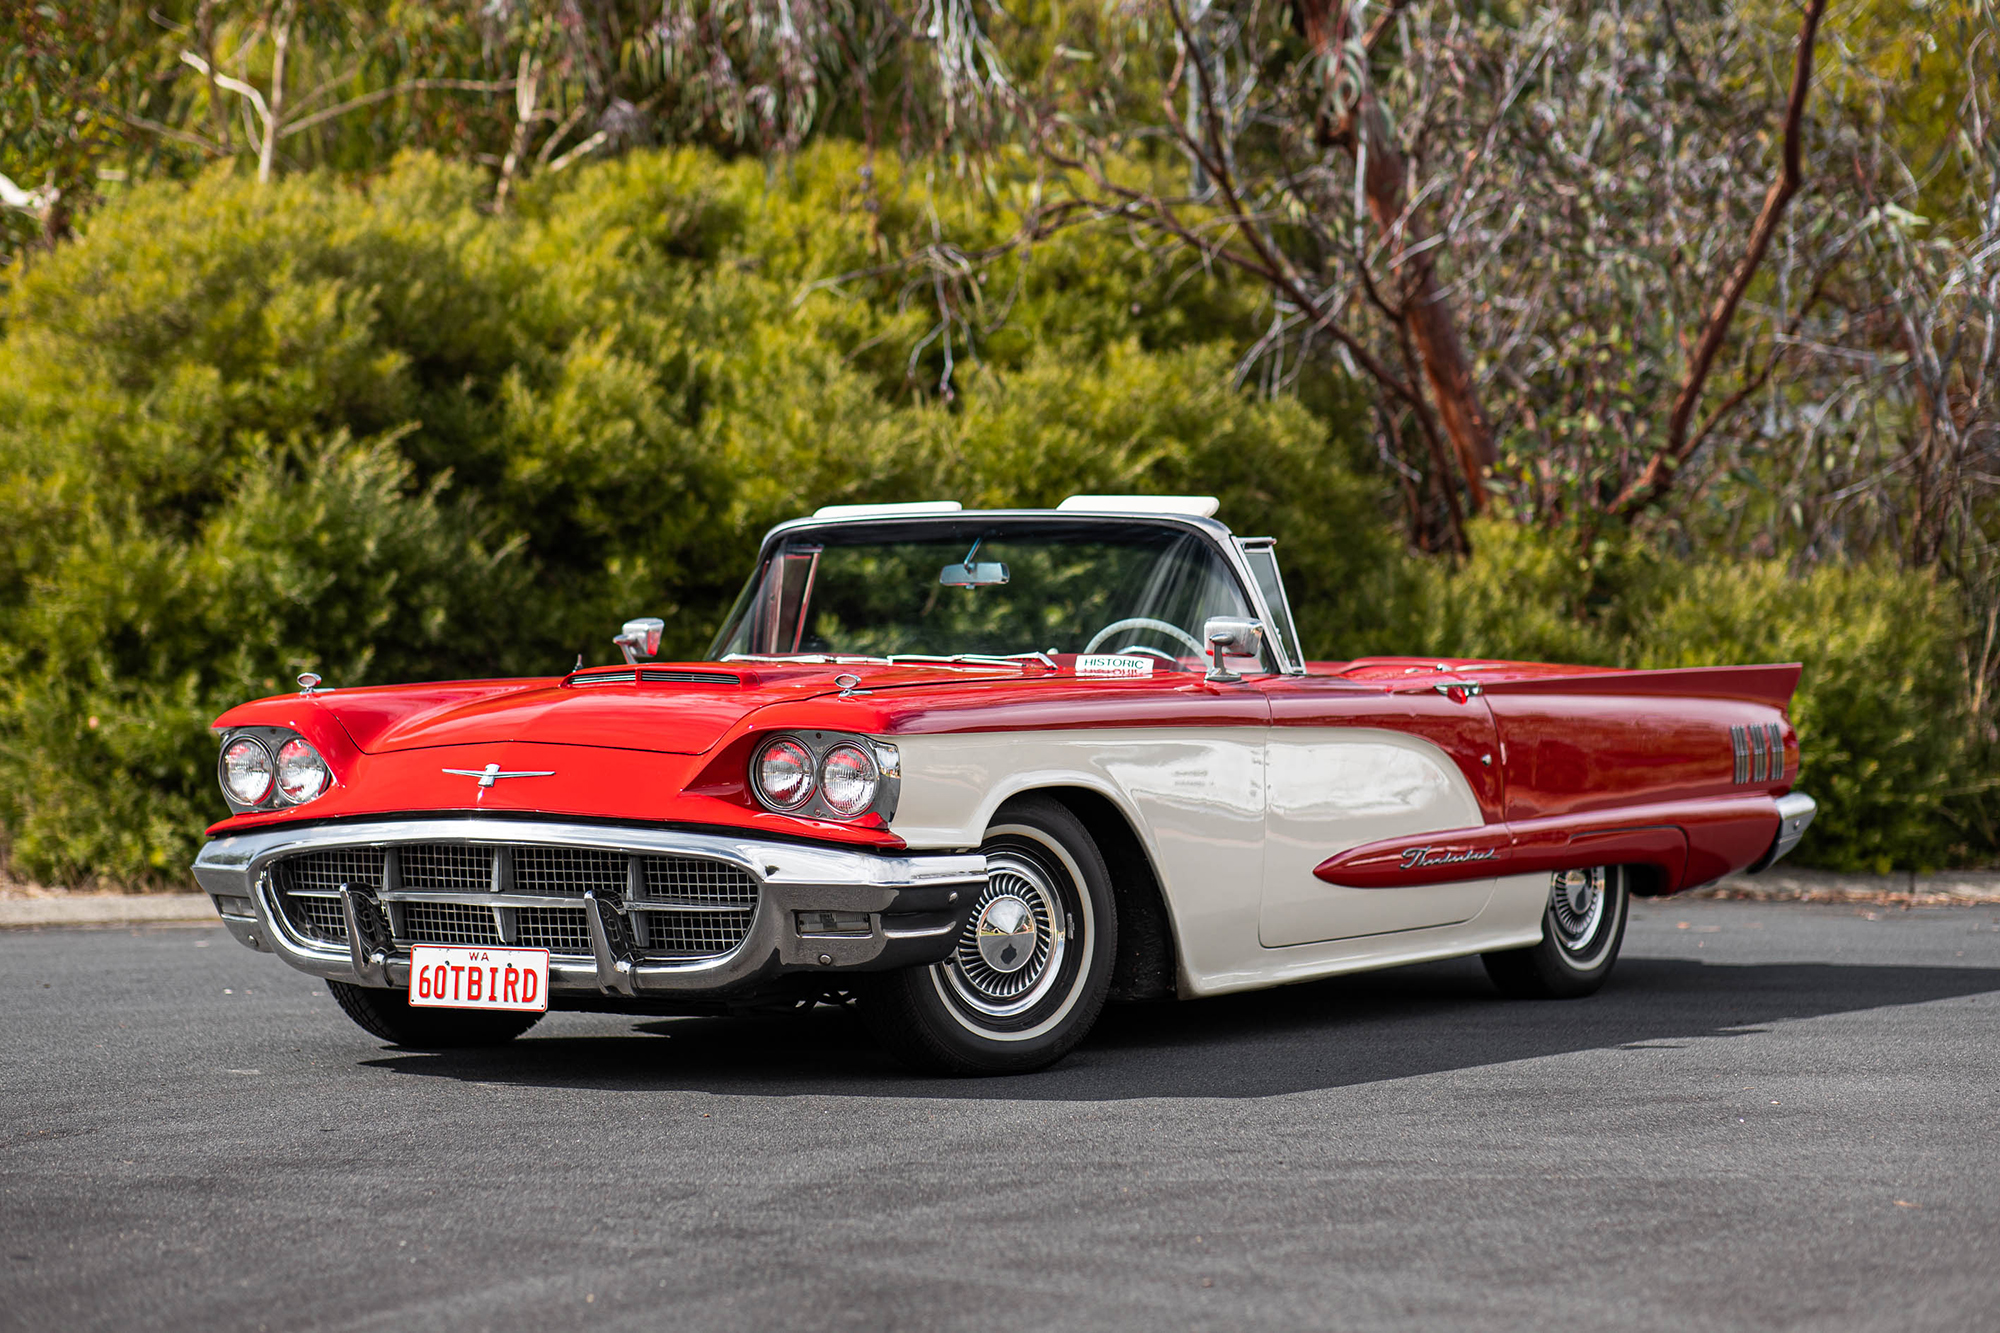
[613,617,665,665]
[1202,616,1264,684]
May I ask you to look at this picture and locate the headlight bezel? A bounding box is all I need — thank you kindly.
[217,726,336,813]
[747,730,899,824]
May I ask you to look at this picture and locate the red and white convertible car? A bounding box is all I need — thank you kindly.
[193,497,1816,1073]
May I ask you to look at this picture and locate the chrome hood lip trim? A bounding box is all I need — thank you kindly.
[192,816,970,888]
[204,809,907,853]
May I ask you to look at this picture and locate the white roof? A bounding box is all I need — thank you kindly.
[812,501,964,519]
[1056,494,1220,518]
[806,496,1224,522]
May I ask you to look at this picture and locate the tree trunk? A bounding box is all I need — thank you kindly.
[1355,98,1499,508]
[1610,0,1827,517]
[1299,0,1497,512]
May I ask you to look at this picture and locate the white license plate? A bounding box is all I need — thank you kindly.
[409,945,549,1012]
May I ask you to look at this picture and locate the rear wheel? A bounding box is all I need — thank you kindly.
[861,795,1117,1075]
[327,980,542,1048]
[1482,865,1630,999]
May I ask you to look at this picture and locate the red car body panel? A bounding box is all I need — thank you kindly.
[208,654,1803,902]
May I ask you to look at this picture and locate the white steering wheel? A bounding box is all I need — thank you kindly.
[1084,617,1206,660]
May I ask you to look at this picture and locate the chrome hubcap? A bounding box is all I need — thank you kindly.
[942,852,1066,1019]
[1549,867,1607,952]
[974,894,1038,973]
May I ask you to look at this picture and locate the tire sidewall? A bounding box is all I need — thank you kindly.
[1539,867,1630,987]
[895,798,1118,1071]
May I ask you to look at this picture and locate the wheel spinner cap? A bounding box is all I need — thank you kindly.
[975,894,1038,973]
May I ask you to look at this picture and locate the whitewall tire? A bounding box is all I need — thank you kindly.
[861,795,1117,1074]
[1482,865,1630,999]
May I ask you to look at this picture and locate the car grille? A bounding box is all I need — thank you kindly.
[645,855,759,906]
[276,847,386,896]
[402,844,493,892]
[642,910,756,956]
[516,905,591,953]
[267,842,759,962]
[515,847,625,897]
[287,894,350,940]
[403,901,503,947]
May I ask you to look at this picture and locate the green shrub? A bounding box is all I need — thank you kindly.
[1635,562,1971,873]
[0,147,1986,885]
[1401,521,1978,871]
[0,147,1377,886]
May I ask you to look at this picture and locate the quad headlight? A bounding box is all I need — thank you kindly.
[750,733,898,822]
[218,730,333,811]
[818,744,879,816]
[275,737,331,804]
[753,737,817,810]
[220,737,275,805]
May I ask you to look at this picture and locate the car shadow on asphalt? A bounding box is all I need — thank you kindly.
[357,954,2000,1100]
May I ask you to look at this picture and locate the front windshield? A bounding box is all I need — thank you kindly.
[708,519,1267,670]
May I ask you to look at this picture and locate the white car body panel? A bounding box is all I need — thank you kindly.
[1262,727,1493,946]
[891,727,1547,998]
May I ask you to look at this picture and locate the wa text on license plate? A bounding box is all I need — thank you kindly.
[409,945,549,1012]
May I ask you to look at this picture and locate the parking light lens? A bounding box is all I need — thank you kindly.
[819,744,879,817]
[220,737,275,806]
[755,737,816,810]
[275,737,331,804]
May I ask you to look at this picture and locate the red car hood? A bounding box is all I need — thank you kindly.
[302,662,1032,757]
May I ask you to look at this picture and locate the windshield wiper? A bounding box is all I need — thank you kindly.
[886,652,1057,670]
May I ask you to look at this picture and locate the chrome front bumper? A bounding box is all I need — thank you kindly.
[191,818,986,998]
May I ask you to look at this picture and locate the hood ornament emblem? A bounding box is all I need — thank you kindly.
[442,763,556,789]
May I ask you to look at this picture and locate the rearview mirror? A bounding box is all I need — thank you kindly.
[940,561,1010,588]
[613,617,665,664]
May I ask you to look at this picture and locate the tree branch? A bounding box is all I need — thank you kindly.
[179,50,270,129]
[116,110,226,155]
[281,77,517,139]
[1612,0,1829,517]
[1362,0,1414,56]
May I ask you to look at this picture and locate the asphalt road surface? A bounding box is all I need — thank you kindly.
[5,899,1998,1332]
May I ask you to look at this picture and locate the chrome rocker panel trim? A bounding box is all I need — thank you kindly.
[192,818,987,996]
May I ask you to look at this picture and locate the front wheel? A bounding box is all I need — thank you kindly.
[327,980,543,1048]
[861,795,1117,1075]
[1482,865,1630,999]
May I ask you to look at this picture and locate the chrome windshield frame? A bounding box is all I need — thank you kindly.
[711,509,1307,675]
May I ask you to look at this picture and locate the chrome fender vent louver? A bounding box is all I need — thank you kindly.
[566,669,742,687]
[1730,722,1786,784]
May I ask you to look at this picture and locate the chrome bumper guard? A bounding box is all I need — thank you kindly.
[1750,791,1818,872]
[192,818,986,996]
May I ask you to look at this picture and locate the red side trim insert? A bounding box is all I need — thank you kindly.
[1313,796,1777,893]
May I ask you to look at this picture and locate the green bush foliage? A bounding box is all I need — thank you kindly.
[1404,521,1980,872]
[0,146,1384,884]
[0,149,1986,884]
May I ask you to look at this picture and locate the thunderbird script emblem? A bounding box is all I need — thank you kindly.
[442,762,556,789]
[1397,844,1500,871]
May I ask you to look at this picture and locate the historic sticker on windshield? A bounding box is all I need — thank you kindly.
[1075,654,1156,677]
